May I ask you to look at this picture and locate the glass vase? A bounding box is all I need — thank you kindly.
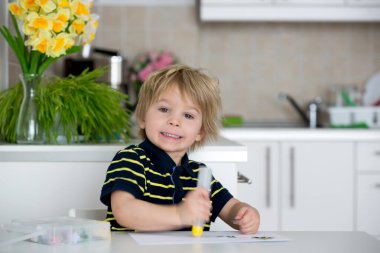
[16,73,44,144]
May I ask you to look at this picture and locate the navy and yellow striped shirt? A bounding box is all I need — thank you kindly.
[100,138,233,231]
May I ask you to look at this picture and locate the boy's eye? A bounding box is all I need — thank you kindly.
[184,113,194,119]
[158,107,168,113]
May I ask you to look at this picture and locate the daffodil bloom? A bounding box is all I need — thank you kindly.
[70,18,86,35]
[22,19,35,36]
[71,0,90,20]
[36,0,56,13]
[19,0,38,12]
[49,9,70,33]
[25,12,52,31]
[56,8,71,23]
[64,36,75,50]
[8,3,24,18]
[57,0,70,8]
[51,19,65,33]
[26,29,51,54]
[47,32,72,57]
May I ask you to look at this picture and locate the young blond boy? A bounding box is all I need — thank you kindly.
[100,64,260,233]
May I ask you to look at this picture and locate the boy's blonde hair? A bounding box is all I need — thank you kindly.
[135,64,221,151]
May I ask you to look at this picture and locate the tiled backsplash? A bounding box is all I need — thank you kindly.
[8,4,380,123]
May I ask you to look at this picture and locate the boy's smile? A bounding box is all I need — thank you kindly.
[139,83,204,165]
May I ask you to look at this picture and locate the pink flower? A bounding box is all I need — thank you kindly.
[153,52,173,69]
[138,64,154,81]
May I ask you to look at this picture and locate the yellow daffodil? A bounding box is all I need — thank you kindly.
[47,33,73,57]
[49,9,70,33]
[36,0,57,13]
[8,3,25,18]
[57,0,70,8]
[64,36,75,50]
[19,0,38,11]
[70,18,86,35]
[52,19,65,33]
[25,12,52,31]
[22,19,35,36]
[71,0,90,20]
[56,8,71,23]
[26,29,51,54]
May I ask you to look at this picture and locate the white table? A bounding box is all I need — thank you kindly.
[1,231,379,253]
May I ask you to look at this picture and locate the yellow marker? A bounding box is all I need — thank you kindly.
[191,166,212,237]
[192,225,203,237]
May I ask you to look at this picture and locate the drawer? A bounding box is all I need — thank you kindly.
[357,143,380,172]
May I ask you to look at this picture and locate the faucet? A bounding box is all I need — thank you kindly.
[278,92,322,128]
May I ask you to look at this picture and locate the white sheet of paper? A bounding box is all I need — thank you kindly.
[129,231,291,245]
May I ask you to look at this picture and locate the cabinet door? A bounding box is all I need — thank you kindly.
[280,142,354,231]
[203,0,272,4]
[356,142,380,172]
[206,162,238,231]
[357,175,380,237]
[0,162,109,224]
[236,141,280,231]
[276,0,344,5]
[347,0,380,6]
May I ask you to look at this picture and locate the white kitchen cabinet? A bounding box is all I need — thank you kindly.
[356,142,380,237]
[356,142,380,172]
[0,140,244,233]
[357,175,380,237]
[280,142,354,231]
[200,0,380,21]
[224,134,355,231]
[236,142,280,231]
[348,0,380,6]
[276,0,345,5]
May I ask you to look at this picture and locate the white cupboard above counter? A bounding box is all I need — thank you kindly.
[200,0,380,22]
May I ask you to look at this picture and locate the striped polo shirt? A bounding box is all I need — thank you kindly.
[100,138,233,231]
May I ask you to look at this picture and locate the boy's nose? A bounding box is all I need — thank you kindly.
[168,117,180,127]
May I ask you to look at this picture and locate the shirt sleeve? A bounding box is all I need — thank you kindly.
[100,147,146,206]
[209,176,233,222]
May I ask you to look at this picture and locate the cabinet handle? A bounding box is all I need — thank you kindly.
[237,171,252,184]
[290,147,295,208]
[265,146,271,208]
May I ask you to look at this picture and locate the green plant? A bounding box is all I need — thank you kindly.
[0,68,131,144]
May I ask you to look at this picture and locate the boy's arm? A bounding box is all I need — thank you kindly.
[111,188,211,231]
[218,198,260,234]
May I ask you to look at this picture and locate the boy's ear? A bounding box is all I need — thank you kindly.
[195,130,204,142]
[138,119,146,129]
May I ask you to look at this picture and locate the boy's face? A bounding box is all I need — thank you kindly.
[139,83,204,164]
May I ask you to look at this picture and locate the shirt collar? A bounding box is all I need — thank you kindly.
[139,138,195,177]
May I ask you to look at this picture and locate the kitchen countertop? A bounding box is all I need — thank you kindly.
[0,137,247,163]
[221,128,380,141]
[1,231,379,253]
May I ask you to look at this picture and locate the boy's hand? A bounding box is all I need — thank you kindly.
[176,188,211,226]
[233,205,260,234]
